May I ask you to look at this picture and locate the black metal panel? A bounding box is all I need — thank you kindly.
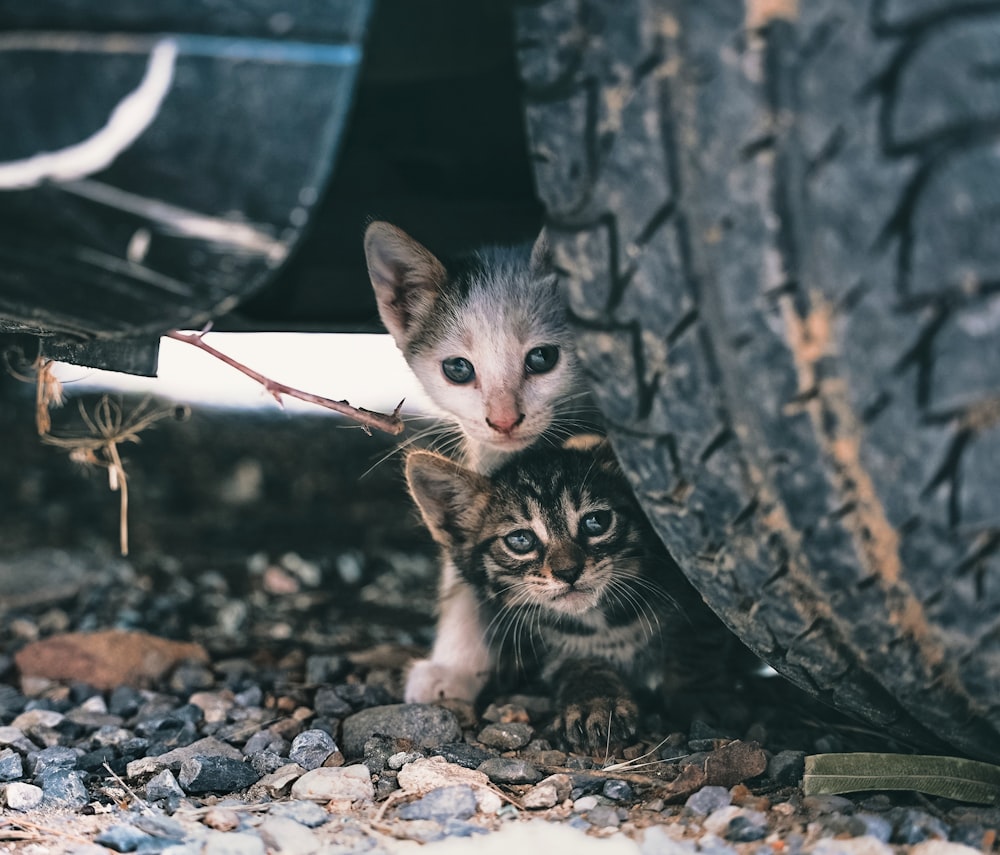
[0,5,371,354]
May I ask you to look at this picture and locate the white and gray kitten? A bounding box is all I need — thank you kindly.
[364,221,591,702]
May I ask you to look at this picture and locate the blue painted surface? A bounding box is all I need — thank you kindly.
[173,34,362,67]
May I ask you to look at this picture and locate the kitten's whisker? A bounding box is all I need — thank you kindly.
[360,421,456,478]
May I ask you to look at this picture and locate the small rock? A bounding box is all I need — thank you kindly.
[304,655,347,686]
[396,756,501,813]
[178,756,259,794]
[249,750,288,778]
[855,814,893,843]
[477,757,541,784]
[574,795,600,812]
[812,836,894,855]
[258,817,320,855]
[431,742,495,769]
[859,794,893,812]
[690,720,726,741]
[95,824,156,852]
[202,830,267,855]
[703,805,744,836]
[522,773,572,810]
[476,722,534,750]
[270,799,330,828]
[441,819,488,838]
[203,807,242,831]
[108,686,143,718]
[11,709,64,731]
[724,810,768,842]
[0,726,36,755]
[890,808,950,845]
[695,833,740,855]
[393,819,446,844]
[145,769,185,802]
[341,704,461,757]
[127,736,243,778]
[255,763,305,798]
[374,774,399,800]
[331,682,392,712]
[363,734,409,774]
[398,785,478,822]
[29,745,79,776]
[768,750,805,787]
[14,630,208,691]
[289,729,338,770]
[313,686,353,718]
[686,785,732,816]
[92,725,136,748]
[0,748,23,781]
[388,750,424,770]
[4,781,43,810]
[950,825,990,849]
[910,843,984,855]
[602,779,633,801]
[804,794,856,815]
[290,764,374,803]
[587,805,623,828]
[241,730,275,756]
[39,768,89,807]
[189,691,234,723]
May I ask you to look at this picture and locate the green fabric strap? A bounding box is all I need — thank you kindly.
[804,753,1000,806]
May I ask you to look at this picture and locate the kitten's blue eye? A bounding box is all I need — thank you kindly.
[504,530,537,554]
[442,357,475,384]
[525,345,559,374]
[580,510,612,537]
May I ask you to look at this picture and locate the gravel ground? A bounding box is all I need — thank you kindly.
[0,385,997,854]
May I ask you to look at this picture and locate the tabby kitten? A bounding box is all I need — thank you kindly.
[365,221,593,704]
[405,438,726,753]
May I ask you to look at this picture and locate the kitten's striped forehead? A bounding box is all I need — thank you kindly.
[494,460,610,537]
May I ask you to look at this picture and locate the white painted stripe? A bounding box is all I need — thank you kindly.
[0,39,177,190]
[61,179,289,262]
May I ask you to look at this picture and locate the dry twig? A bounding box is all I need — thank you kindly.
[166,328,405,436]
[0,818,94,846]
[2,351,65,435]
[43,395,182,556]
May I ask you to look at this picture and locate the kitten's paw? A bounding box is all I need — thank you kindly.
[404,659,483,703]
[556,694,639,756]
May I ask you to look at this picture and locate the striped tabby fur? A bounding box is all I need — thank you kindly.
[406,438,733,753]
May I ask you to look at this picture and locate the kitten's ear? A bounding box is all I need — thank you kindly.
[364,222,447,347]
[529,227,552,275]
[406,450,491,547]
[564,434,620,471]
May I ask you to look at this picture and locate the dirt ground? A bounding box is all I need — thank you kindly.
[0,378,997,853]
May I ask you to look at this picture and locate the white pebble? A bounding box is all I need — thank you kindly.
[813,836,895,855]
[702,805,744,835]
[290,765,374,803]
[4,782,44,811]
[258,817,320,855]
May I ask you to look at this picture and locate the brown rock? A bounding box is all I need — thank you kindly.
[14,630,208,691]
[660,740,768,803]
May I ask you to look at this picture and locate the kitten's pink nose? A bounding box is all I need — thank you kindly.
[486,412,525,435]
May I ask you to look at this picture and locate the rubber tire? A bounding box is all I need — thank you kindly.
[516,0,1000,762]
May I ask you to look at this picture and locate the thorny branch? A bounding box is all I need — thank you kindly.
[165,328,406,436]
